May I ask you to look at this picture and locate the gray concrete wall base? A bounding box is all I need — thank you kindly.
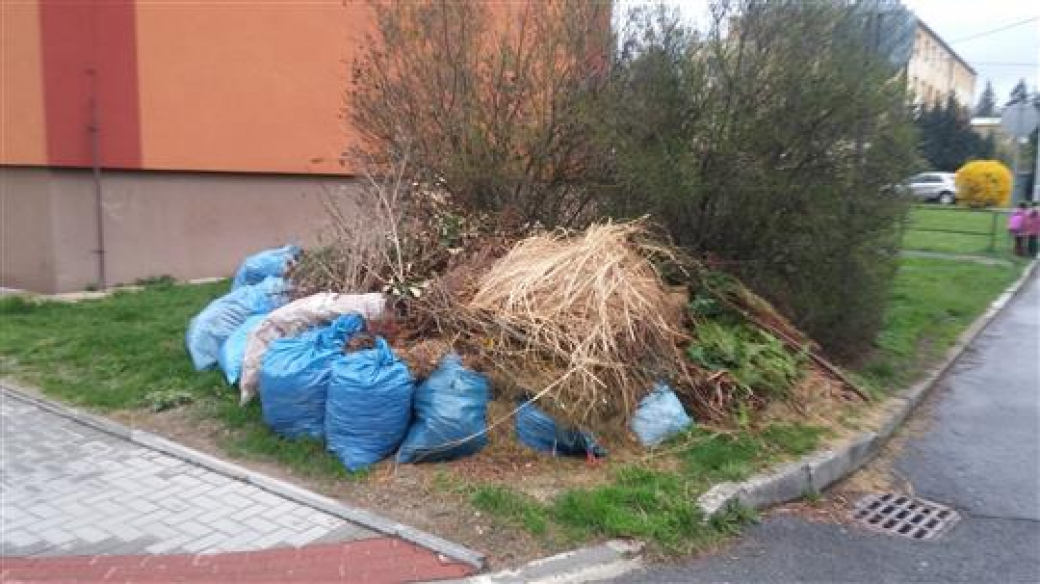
[1,166,356,293]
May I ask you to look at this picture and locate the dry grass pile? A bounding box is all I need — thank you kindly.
[419,221,688,433]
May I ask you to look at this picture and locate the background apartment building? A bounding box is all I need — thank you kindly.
[906,19,977,107]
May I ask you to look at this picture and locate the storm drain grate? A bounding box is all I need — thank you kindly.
[852,493,960,541]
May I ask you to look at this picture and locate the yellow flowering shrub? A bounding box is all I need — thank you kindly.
[955,160,1012,208]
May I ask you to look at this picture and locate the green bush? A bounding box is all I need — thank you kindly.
[603,2,917,360]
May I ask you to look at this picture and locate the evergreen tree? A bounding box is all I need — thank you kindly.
[1006,78,1029,106]
[915,93,989,170]
[980,133,996,159]
[975,80,997,116]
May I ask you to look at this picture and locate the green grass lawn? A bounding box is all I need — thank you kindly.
[0,247,1028,553]
[902,206,1014,256]
[0,281,229,409]
[856,256,1025,390]
[0,280,363,481]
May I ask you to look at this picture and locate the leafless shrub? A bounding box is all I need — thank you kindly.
[289,153,412,297]
[348,0,614,228]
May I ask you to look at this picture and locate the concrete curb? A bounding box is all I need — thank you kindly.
[697,259,1038,518]
[0,383,487,570]
[4,277,227,302]
[441,540,644,584]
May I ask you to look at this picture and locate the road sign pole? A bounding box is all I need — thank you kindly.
[1012,138,1021,204]
[1034,127,1040,203]
[1001,102,1039,205]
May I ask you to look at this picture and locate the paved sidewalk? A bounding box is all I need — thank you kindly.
[899,249,1015,266]
[0,393,475,582]
[1,396,373,556]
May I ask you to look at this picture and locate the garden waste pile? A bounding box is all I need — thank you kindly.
[186,220,865,473]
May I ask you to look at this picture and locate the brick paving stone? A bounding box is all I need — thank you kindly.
[0,390,479,583]
[0,393,376,557]
[143,535,193,555]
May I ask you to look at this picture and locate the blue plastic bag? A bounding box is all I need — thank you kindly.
[231,245,300,290]
[259,314,364,440]
[397,354,489,463]
[515,401,606,458]
[630,383,692,447]
[326,337,415,471]
[186,277,288,371]
[218,314,267,385]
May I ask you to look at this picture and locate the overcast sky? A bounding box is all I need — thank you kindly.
[905,0,1038,103]
[638,0,1038,105]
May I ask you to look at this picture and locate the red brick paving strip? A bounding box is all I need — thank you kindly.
[0,537,475,583]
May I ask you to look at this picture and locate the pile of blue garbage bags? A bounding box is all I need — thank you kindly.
[185,246,694,472]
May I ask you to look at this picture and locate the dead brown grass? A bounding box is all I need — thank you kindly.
[416,221,688,435]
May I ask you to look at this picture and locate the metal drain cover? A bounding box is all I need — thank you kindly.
[852,493,960,541]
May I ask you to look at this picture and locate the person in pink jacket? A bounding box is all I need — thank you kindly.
[1008,202,1027,256]
[1025,202,1040,258]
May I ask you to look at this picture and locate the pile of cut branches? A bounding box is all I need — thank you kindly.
[287,154,494,301]
[291,170,868,438]
[416,221,689,432]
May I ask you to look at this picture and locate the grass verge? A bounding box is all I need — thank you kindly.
[0,252,1027,554]
[0,281,228,409]
[856,256,1025,390]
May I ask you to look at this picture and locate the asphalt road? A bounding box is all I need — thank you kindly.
[613,272,1040,583]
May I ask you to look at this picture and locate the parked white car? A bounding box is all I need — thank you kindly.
[906,172,957,204]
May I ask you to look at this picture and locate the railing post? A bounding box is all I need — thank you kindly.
[989,210,998,252]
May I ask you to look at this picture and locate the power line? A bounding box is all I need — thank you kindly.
[972,62,1039,67]
[949,17,1039,44]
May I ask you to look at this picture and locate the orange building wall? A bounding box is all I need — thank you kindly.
[3,1,598,176]
[2,0,371,175]
[1,1,48,165]
[38,0,143,168]
[134,2,368,175]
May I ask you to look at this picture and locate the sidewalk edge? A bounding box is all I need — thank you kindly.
[0,382,487,570]
[441,540,643,584]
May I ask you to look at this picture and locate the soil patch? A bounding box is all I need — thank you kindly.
[108,400,639,568]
